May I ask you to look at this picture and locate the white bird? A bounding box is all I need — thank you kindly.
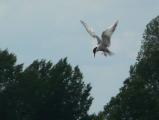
[80,20,118,57]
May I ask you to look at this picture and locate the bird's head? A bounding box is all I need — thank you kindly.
[93,47,97,58]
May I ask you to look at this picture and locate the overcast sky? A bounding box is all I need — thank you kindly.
[0,0,159,114]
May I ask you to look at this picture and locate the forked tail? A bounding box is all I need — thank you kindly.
[106,48,114,56]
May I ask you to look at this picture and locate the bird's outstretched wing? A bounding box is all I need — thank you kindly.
[101,20,118,46]
[80,20,101,44]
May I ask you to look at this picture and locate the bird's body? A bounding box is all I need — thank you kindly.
[80,20,118,57]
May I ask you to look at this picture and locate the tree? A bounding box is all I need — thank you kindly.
[0,50,23,120]
[103,15,159,120]
[0,49,93,120]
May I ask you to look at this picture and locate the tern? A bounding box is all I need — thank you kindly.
[80,20,118,57]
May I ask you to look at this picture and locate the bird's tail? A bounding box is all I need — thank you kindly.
[102,51,114,57]
[106,48,114,56]
[108,51,114,56]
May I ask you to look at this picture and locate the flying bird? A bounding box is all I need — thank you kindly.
[80,20,118,57]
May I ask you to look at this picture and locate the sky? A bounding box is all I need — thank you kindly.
[0,0,159,114]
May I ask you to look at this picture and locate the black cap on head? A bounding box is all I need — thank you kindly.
[93,47,97,58]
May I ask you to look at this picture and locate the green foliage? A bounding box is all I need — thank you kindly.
[0,50,93,120]
[103,16,159,120]
[82,112,105,120]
